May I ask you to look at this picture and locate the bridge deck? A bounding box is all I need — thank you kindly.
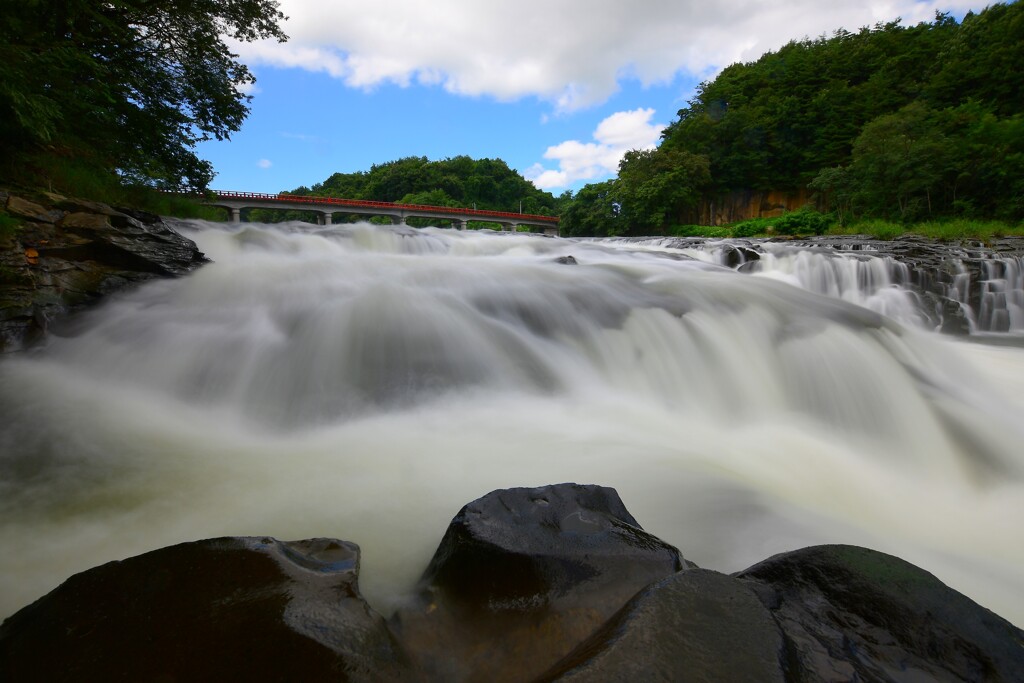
[210,190,559,225]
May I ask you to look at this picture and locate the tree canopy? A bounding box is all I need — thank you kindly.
[564,2,1024,234]
[0,0,287,191]
[252,156,565,226]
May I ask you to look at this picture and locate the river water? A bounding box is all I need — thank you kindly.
[1,221,1022,624]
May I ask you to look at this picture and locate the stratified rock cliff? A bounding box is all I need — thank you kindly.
[0,189,206,352]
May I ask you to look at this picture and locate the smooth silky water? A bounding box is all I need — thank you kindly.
[1,221,1022,624]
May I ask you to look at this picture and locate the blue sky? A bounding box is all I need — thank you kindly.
[197,0,988,197]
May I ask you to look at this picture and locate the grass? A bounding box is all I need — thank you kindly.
[667,224,731,238]
[671,212,1024,243]
[0,213,20,242]
[830,218,1024,242]
[12,155,225,221]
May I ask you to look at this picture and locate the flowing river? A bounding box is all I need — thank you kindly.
[1,221,1023,624]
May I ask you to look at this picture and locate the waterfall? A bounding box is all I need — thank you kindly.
[614,236,1024,336]
[1,221,1022,625]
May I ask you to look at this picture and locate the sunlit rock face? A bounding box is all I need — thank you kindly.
[1,484,1021,682]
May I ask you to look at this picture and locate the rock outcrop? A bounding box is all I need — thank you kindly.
[390,484,687,681]
[0,189,206,352]
[1,484,1022,682]
[660,233,1024,335]
[0,537,407,682]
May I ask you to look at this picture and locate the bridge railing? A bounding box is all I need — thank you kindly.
[208,190,559,223]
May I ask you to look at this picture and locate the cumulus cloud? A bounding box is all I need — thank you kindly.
[525,108,664,189]
[240,0,984,110]
[257,159,273,169]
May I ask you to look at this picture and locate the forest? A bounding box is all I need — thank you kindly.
[250,156,566,226]
[561,2,1023,237]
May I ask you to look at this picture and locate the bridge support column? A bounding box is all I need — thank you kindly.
[324,212,333,225]
[231,208,241,223]
[451,220,465,231]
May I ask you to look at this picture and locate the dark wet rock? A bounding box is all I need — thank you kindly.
[0,190,206,352]
[721,244,761,269]
[6,196,62,224]
[2,490,1022,683]
[389,483,687,682]
[539,568,788,682]
[737,544,1024,683]
[699,234,1024,335]
[0,537,407,683]
[554,254,578,265]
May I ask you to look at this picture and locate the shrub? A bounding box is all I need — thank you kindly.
[773,209,833,235]
[730,217,773,238]
[668,224,731,238]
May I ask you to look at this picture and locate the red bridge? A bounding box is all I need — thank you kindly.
[205,190,560,236]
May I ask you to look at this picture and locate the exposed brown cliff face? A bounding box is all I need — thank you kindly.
[0,189,207,352]
[681,188,816,225]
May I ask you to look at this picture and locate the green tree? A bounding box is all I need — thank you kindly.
[559,180,624,237]
[0,0,287,190]
[847,103,950,219]
[617,148,711,232]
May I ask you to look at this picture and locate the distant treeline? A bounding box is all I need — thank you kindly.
[561,2,1024,237]
[250,156,566,226]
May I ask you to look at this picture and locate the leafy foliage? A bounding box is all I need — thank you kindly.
[562,3,1024,235]
[0,0,287,191]
[255,156,564,226]
[732,209,834,237]
[559,181,623,237]
[617,148,711,233]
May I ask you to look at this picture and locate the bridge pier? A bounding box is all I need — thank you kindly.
[204,192,559,234]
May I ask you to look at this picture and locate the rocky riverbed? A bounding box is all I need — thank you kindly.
[1,483,1021,682]
[654,234,1024,336]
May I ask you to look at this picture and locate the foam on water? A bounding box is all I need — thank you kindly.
[1,221,1022,623]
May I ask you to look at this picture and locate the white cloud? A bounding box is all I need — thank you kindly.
[525,108,663,190]
[240,0,985,110]
[257,159,273,169]
[236,81,261,96]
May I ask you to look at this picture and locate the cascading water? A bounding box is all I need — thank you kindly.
[620,236,1024,336]
[1,221,1023,625]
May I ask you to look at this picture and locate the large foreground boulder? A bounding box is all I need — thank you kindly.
[389,483,687,681]
[539,568,788,682]
[1,484,1022,682]
[0,537,406,682]
[737,545,1024,682]
[540,544,1024,682]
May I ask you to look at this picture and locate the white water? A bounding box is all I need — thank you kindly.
[1,221,1023,625]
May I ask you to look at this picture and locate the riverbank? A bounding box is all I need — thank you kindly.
[0,188,207,352]
[669,214,1024,242]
